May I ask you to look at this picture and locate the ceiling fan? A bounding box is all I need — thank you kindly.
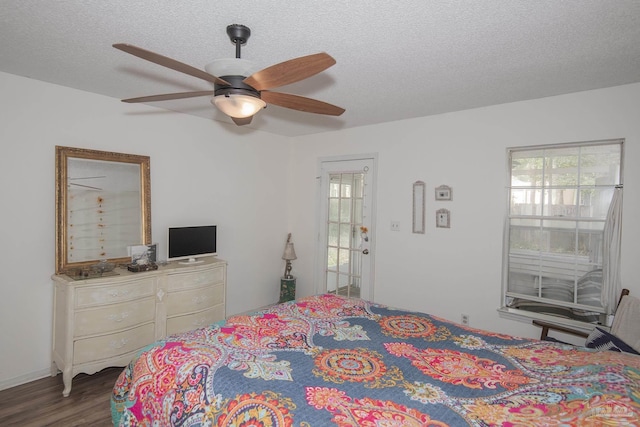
[113,24,345,126]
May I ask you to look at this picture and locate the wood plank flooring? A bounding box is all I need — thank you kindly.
[0,367,122,426]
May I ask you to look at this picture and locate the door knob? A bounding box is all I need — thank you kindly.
[362,249,369,255]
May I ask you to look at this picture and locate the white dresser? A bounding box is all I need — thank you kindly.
[51,257,226,396]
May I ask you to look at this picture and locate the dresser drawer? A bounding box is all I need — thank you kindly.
[166,266,224,292]
[75,278,156,308]
[165,284,224,316]
[74,297,155,337]
[166,305,225,336]
[73,323,155,365]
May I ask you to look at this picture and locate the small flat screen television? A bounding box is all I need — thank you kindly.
[168,225,217,264]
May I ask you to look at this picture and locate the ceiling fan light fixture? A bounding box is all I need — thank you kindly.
[114,23,344,127]
[205,58,258,80]
[212,93,266,119]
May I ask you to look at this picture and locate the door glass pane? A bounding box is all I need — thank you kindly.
[325,171,365,298]
[326,271,337,292]
[340,174,353,198]
[340,200,351,222]
[339,223,351,248]
[354,199,363,225]
[353,174,364,198]
[329,176,340,197]
[329,199,339,221]
[350,249,361,274]
[327,247,338,271]
[327,223,338,246]
[338,248,350,272]
[339,273,349,288]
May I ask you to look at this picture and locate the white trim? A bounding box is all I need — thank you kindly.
[508,138,624,153]
[314,153,378,301]
[501,139,623,321]
[497,307,603,334]
[0,367,54,391]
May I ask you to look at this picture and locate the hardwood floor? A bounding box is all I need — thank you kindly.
[0,367,122,426]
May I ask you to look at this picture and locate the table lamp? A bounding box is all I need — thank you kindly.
[282,233,297,279]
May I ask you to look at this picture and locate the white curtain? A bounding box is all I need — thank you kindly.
[602,186,623,314]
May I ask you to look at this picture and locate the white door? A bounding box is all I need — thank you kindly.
[316,155,376,300]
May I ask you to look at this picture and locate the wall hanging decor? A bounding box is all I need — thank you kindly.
[436,208,451,228]
[412,181,426,234]
[435,185,452,201]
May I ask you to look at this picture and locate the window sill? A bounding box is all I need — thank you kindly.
[496,306,607,334]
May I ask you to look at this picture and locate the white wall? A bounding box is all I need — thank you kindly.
[290,83,640,340]
[0,72,290,388]
[2,69,639,390]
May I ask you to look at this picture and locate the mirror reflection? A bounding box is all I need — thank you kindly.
[55,146,151,274]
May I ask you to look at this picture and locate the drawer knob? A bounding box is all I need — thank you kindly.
[110,338,129,349]
[107,312,130,323]
[109,289,130,298]
[192,295,208,305]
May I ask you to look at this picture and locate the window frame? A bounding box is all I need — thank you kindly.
[500,139,624,329]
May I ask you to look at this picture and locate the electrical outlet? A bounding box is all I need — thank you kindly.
[461,314,469,325]
[390,221,400,231]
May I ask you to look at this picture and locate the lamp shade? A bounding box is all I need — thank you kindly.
[212,94,266,118]
[282,242,297,261]
[205,58,266,119]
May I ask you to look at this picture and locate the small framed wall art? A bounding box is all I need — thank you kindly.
[412,180,426,234]
[436,208,451,228]
[435,185,452,201]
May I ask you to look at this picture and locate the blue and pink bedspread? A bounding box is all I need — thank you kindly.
[111,294,640,426]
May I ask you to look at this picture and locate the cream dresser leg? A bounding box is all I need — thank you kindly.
[62,368,72,397]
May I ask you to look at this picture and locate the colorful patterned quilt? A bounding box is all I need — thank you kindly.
[111,294,640,426]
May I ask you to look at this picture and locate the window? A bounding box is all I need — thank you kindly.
[502,139,623,326]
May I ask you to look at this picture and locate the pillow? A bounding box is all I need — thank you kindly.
[577,269,603,307]
[585,327,640,355]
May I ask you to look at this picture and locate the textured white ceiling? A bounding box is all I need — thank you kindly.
[2,1,640,137]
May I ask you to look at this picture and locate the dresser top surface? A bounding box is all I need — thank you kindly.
[52,257,226,284]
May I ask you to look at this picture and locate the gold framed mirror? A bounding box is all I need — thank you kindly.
[55,146,151,274]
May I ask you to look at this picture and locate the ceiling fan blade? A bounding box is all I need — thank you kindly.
[244,52,336,91]
[232,116,253,126]
[113,43,230,86]
[122,90,214,103]
[261,91,345,116]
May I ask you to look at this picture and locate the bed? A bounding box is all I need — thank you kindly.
[111,294,640,426]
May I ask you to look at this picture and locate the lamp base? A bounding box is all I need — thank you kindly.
[279,277,296,303]
[284,260,293,280]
